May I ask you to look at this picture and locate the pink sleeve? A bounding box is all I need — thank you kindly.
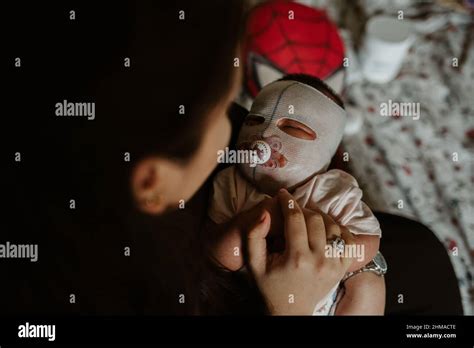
[306,169,382,236]
[208,166,267,224]
[208,166,240,224]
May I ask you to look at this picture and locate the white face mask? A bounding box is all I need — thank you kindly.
[237,80,346,195]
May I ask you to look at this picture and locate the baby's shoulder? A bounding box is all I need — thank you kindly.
[315,169,360,188]
[213,166,240,186]
[213,165,255,197]
[214,165,237,179]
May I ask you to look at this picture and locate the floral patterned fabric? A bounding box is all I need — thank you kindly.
[339,0,474,314]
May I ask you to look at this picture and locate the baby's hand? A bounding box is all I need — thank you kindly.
[207,196,286,271]
[206,217,245,271]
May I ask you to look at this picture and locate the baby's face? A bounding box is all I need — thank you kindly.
[237,80,346,195]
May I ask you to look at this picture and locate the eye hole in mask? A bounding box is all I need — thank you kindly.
[277,118,317,140]
[244,114,265,126]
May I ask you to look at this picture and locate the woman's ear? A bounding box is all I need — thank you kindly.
[131,157,170,215]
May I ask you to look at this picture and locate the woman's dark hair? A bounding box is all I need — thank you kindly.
[278,73,345,109]
[95,0,247,163]
[94,0,250,314]
[4,1,249,315]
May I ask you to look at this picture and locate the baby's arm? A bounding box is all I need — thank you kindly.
[311,170,382,271]
[332,233,384,315]
[311,170,384,314]
[335,271,386,315]
[205,217,244,271]
[206,166,247,271]
[208,166,281,271]
[206,194,280,271]
[333,196,383,313]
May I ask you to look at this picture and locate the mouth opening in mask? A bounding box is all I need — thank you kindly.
[240,135,288,169]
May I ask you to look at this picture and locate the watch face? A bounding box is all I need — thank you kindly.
[373,251,388,273]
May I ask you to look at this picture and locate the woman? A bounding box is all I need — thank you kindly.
[4,0,462,315]
[99,0,364,315]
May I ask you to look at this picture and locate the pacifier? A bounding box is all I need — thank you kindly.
[249,139,272,165]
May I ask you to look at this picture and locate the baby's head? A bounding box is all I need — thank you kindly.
[237,74,346,195]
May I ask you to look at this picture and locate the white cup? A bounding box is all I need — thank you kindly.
[359,16,414,83]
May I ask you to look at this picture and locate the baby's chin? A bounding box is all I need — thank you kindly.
[238,166,285,196]
[254,181,285,196]
[239,166,317,199]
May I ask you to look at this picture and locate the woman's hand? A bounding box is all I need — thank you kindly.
[246,189,355,315]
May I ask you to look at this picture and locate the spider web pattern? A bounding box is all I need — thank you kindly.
[244,1,345,97]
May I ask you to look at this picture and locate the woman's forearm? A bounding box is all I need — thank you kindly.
[335,272,386,315]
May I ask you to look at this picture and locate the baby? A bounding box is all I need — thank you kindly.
[208,74,382,315]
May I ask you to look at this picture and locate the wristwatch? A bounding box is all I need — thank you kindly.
[342,251,388,283]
